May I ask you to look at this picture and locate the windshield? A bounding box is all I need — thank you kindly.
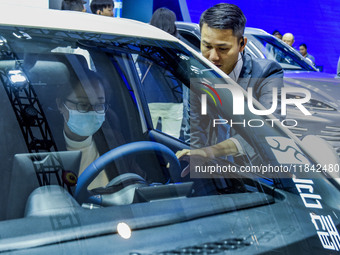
[245,33,316,72]
[0,23,339,254]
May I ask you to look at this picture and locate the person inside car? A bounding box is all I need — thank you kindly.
[56,71,109,189]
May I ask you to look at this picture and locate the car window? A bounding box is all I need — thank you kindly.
[246,34,316,71]
[135,55,185,139]
[175,23,316,73]
[177,30,201,52]
[0,25,170,220]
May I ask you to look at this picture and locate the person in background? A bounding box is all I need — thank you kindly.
[150,7,179,38]
[61,0,86,12]
[90,0,114,17]
[267,30,283,60]
[272,30,282,40]
[299,43,315,65]
[282,32,295,47]
[141,7,184,138]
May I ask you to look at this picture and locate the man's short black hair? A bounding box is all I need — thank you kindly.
[299,43,307,49]
[90,0,114,14]
[61,0,85,11]
[199,3,247,39]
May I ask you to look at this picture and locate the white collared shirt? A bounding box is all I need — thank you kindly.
[228,53,243,82]
[227,52,245,155]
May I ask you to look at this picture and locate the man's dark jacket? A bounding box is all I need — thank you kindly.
[237,52,284,110]
[188,52,284,154]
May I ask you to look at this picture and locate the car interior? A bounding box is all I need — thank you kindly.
[0,46,181,220]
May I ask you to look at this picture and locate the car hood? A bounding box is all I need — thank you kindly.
[285,70,340,80]
[284,71,340,109]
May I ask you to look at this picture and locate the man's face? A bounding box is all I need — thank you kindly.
[283,35,294,46]
[98,5,114,17]
[299,46,307,56]
[200,23,245,75]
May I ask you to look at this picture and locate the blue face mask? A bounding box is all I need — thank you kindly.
[65,108,105,137]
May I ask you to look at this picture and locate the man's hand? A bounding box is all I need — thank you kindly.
[176,148,211,159]
[176,139,239,160]
[175,149,191,159]
[167,149,191,169]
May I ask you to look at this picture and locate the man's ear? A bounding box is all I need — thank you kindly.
[239,37,247,52]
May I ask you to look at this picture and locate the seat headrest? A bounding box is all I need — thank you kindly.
[23,53,90,86]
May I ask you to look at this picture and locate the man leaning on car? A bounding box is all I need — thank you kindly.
[177,3,284,160]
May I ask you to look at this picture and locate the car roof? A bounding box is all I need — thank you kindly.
[245,27,269,35]
[0,4,177,41]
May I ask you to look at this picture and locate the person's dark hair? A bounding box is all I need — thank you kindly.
[272,30,282,37]
[199,3,246,40]
[299,43,307,49]
[90,0,114,14]
[61,0,85,12]
[150,7,179,38]
[57,70,104,100]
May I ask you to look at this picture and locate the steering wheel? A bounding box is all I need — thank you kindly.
[74,141,181,204]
